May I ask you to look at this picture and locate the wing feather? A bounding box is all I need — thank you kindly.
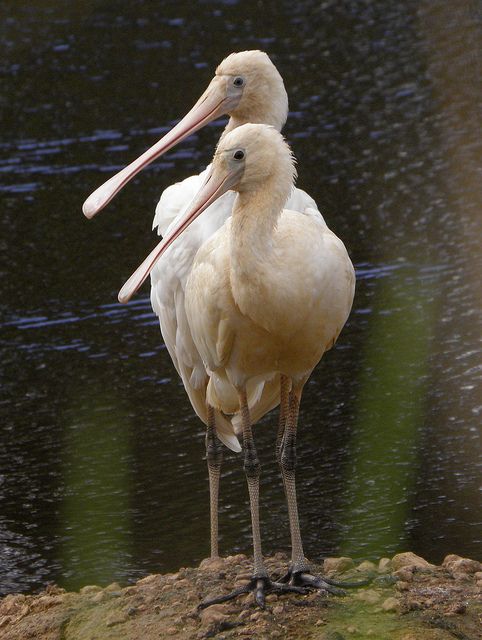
[150,171,324,452]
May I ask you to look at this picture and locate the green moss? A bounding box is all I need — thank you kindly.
[301,592,453,640]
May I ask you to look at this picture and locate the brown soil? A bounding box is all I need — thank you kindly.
[0,552,480,639]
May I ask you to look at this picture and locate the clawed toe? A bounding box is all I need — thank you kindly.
[281,566,371,595]
[291,571,347,595]
[198,564,370,610]
[198,575,309,610]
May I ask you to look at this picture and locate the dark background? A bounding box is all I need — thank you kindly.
[1,0,480,594]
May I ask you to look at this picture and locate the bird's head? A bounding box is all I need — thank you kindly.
[83,50,288,219]
[213,50,288,132]
[211,123,296,195]
[118,124,297,304]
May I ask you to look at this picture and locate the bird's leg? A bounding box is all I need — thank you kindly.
[279,384,310,574]
[276,374,291,464]
[206,405,223,559]
[277,383,368,595]
[199,387,308,610]
[239,387,267,582]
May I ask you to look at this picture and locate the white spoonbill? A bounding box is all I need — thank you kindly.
[118,124,356,607]
[83,51,324,559]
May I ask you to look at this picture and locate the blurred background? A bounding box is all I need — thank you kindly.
[1,0,480,595]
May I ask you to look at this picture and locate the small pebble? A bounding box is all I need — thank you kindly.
[91,591,107,603]
[235,573,252,581]
[356,560,376,573]
[447,602,466,615]
[393,567,414,582]
[166,573,179,583]
[443,555,481,574]
[176,579,190,588]
[355,589,381,604]
[200,604,230,627]
[323,556,355,574]
[106,612,128,627]
[250,610,264,621]
[391,552,435,571]
[378,557,392,572]
[226,554,248,564]
[453,571,473,582]
[199,557,226,572]
[35,595,64,609]
[234,579,250,589]
[137,574,158,585]
[381,596,400,612]
[80,585,102,594]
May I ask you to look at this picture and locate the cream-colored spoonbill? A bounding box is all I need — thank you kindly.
[117,124,356,607]
[83,51,325,560]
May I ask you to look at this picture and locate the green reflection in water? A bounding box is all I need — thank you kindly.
[341,272,435,558]
[61,388,131,590]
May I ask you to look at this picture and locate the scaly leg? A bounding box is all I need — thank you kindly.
[239,388,266,581]
[279,383,310,573]
[278,380,368,594]
[276,374,291,463]
[206,405,223,559]
[199,387,308,609]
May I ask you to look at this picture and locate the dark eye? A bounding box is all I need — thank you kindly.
[233,150,245,161]
[233,76,244,87]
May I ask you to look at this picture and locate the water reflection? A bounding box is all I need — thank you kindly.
[60,390,131,591]
[341,271,435,557]
[1,0,480,595]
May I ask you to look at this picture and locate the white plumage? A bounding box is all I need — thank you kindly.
[82,53,354,584]
[116,124,355,606]
[150,164,323,450]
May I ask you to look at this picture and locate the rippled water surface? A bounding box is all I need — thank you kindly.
[1,0,481,594]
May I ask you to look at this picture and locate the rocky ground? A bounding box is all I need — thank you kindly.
[0,552,480,640]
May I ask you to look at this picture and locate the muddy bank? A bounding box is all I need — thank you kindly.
[0,552,480,639]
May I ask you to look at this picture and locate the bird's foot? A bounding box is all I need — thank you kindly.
[198,574,309,610]
[278,565,371,596]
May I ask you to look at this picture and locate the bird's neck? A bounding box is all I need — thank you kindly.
[229,178,290,312]
[223,112,284,137]
[232,177,288,248]
[223,116,245,136]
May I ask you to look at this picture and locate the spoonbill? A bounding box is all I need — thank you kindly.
[83,51,325,560]
[118,124,356,607]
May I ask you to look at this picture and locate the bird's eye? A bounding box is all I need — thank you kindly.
[233,76,244,87]
[233,150,245,161]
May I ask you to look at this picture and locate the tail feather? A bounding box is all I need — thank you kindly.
[232,375,281,435]
[215,412,242,452]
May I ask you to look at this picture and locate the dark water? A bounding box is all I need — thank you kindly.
[1,0,481,595]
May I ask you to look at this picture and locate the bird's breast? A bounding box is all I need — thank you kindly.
[185,212,354,384]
